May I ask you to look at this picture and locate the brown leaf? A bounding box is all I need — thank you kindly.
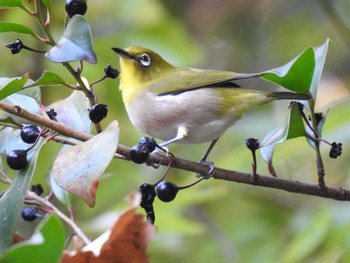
[61,209,155,263]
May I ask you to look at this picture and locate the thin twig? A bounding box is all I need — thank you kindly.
[27,192,91,244]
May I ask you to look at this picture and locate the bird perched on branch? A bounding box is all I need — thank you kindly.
[113,46,310,161]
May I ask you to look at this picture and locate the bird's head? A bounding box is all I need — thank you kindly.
[112,46,174,93]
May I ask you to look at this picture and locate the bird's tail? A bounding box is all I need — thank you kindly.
[267,91,311,101]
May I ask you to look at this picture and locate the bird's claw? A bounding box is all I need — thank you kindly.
[196,161,215,179]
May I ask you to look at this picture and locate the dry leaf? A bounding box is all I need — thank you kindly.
[61,209,155,263]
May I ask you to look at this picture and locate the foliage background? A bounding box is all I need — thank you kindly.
[1,0,350,262]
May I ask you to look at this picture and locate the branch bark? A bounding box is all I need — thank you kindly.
[1,102,350,201]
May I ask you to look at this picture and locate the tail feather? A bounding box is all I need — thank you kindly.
[267,91,311,101]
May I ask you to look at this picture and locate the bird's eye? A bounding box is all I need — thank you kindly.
[138,53,151,67]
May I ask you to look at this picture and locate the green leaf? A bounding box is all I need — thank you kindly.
[261,48,315,94]
[0,140,44,254]
[47,90,91,133]
[24,70,66,88]
[0,74,30,101]
[259,40,331,168]
[45,15,97,64]
[260,39,330,100]
[0,78,41,124]
[260,102,306,166]
[51,121,119,207]
[0,22,37,38]
[1,214,65,263]
[16,79,41,103]
[0,0,24,8]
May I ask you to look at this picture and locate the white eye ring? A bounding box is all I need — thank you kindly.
[139,53,151,67]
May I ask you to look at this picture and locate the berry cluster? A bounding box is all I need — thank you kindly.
[130,137,158,164]
[104,64,120,79]
[46,108,58,121]
[6,39,46,55]
[21,207,41,222]
[329,142,342,159]
[138,152,203,224]
[139,183,156,223]
[5,39,23,54]
[139,181,181,224]
[22,184,45,222]
[6,125,41,170]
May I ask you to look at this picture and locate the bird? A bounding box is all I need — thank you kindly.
[112,46,310,162]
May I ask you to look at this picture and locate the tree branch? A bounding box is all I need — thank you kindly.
[1,102,350,201]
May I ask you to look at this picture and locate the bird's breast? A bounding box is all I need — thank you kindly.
[124,89,241,143]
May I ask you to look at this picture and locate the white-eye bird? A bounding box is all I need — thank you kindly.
[112,46,310,160]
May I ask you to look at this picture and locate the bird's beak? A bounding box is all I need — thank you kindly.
[112,48,134,60]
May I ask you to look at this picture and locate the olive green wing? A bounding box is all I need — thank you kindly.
[149,68,259,95]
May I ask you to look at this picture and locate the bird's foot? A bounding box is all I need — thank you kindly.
[196,160,215,179]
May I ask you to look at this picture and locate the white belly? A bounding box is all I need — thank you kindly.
[125,89,240,144]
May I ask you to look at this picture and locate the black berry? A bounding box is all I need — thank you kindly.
[65,0,87,18]
[89,104,108,124]
[21,207,39,221]
[246,138,260,151]
[20,125,40,144]
[6,150,28,170]
[139,183,156,224]
[5,39,23,54]
[104,64,120,79]
[130,144,150,164]
[329,142,342,159]
[139,183,156,207]
[31,184,44,196]
[155,181,179,202]
[139,137,157,153]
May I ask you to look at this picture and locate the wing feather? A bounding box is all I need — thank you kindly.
[149,68,259,95]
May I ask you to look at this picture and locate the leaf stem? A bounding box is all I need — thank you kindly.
[27,192,91,245]
[20,4,36,16]
[61,63,102,133]
[308,101,326,188]
[34,0,56,45]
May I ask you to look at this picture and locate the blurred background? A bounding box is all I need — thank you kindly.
[1,0,350,262]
